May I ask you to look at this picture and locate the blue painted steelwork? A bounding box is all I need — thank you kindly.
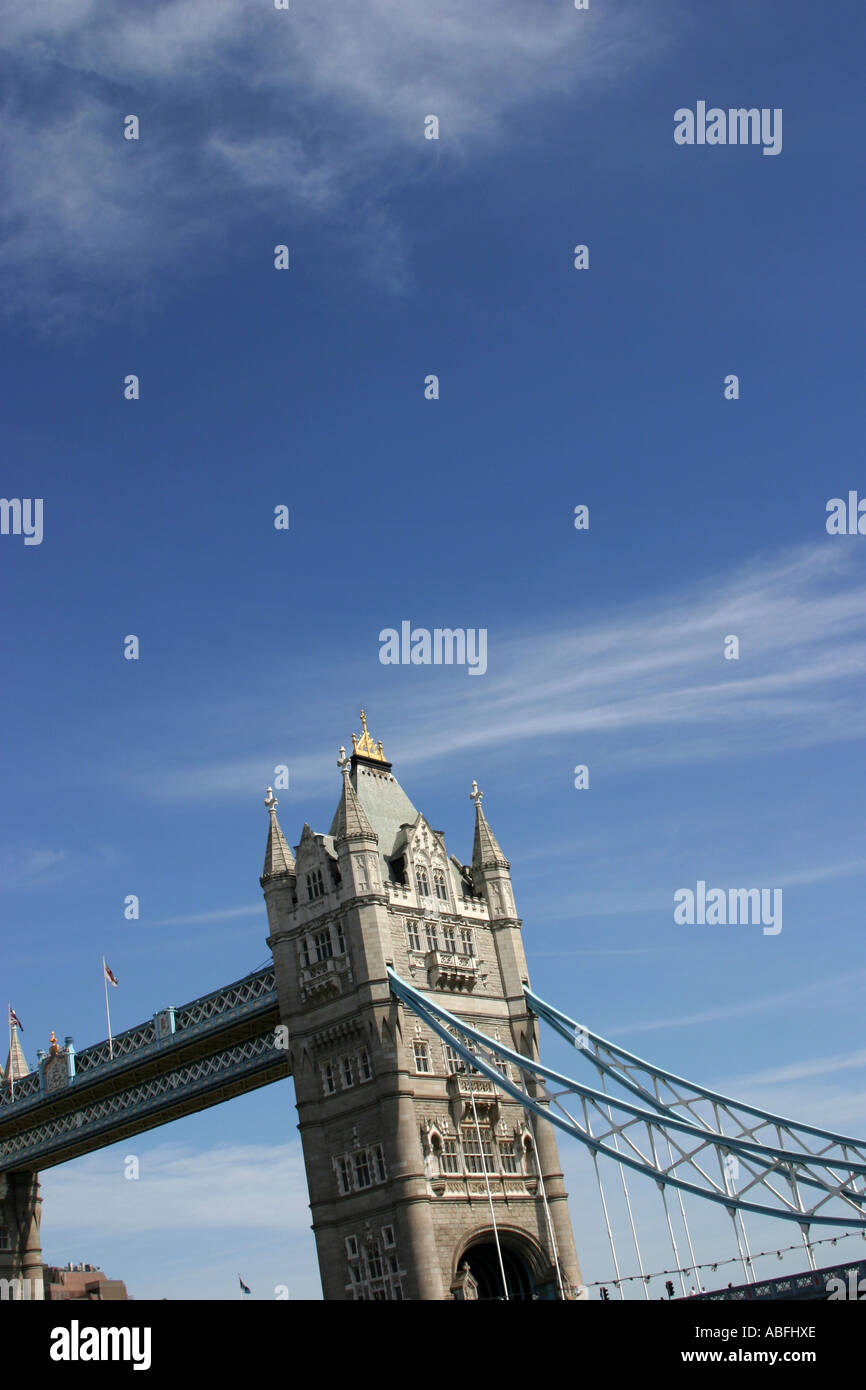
[526,990,866,1150]
[387,969,866,1231]
[0,968,284,1172]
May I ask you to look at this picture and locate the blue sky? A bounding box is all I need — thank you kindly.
[1,0,864,1299]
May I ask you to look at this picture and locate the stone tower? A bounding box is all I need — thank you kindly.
[1,1027,43,1299]
[261,713,583,1301]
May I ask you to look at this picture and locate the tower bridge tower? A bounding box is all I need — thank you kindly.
[261,714,582,1300]
[1,1027,43,1299]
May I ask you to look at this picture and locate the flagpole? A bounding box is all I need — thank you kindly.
[7,1003,12,1102]
[103,957,114,1060]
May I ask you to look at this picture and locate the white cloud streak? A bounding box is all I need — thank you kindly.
[41,1140,309,1236]
[131,543,866,800]
[0,0,664,323]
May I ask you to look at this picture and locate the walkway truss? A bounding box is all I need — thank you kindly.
[387,970,866,1247]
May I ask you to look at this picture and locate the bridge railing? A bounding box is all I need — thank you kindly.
[0,967,277,1114]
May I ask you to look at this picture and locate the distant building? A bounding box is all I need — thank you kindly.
[43,1262,129,1301]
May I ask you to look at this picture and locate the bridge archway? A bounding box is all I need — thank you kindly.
[455,1228,548,1301]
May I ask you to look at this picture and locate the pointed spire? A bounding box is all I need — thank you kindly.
[333,747,378,843]
[4,1026,30,1083]
[261,787,296,885]
[470,780,509,870]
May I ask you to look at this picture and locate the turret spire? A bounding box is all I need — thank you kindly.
[260,787,296,884]
[471,780,510,870]
[333,749,377,843]
[4,1024,30,1084]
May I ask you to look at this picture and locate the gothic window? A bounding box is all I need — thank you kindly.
[443,1043,462,1075]
[306,868,325,901]
[442,924,456,953]
[337,1146,388,1197]
[424,921,438,952]
[371,1144,387,1182]
[405,919,421,952]
[492,1056,510,1082]
[440,1139,460,1174]
[500,1141,520,1174]
[323,1061,336,1095]
[346,1232,403,1301]
[335,921,346,954]
[434,868,448,901]
[460,927,475,957]
[358,1049,372,1082]
[415,867,430,899]
[413,1041,431,1073]
[462,1128,495,1175]
[340,1056,354,1088]
[314,929,333,962]
[299,937,310,969]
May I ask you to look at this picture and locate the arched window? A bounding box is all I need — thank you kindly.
[415,867,430,899]
[433,868,448,901]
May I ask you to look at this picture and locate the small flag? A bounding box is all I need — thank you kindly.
[9,1008,23,1031]
[239,1275,251,1296]
[104,963,119,988]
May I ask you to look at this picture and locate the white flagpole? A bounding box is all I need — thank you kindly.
[103,957,114,1060]
[7,1003,13,1102]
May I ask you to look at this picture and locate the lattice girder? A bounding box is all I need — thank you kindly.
[387,969,866,1231]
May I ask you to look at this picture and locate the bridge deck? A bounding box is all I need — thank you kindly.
[0,969,290,1173]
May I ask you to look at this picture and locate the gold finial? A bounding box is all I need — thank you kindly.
[350,709,386,762]
[265,787,278,813]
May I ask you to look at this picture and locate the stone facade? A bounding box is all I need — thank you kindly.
[1,1029,44,1300]
[0,1172,44,1300]
[261,719,583,1300]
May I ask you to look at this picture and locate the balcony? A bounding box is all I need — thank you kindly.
[425,950,477,991]
[446,1071,499,1123]
[299,955,352,1003]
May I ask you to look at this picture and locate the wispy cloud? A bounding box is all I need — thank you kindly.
[610,968,866,1039]
[149,904,265,927]
[129,543,866,802]
[0,0,664,324]
[0,847,67,889]
[723,1049,866,1091]
[402,544,866,766]
[41,1140,309,1236]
